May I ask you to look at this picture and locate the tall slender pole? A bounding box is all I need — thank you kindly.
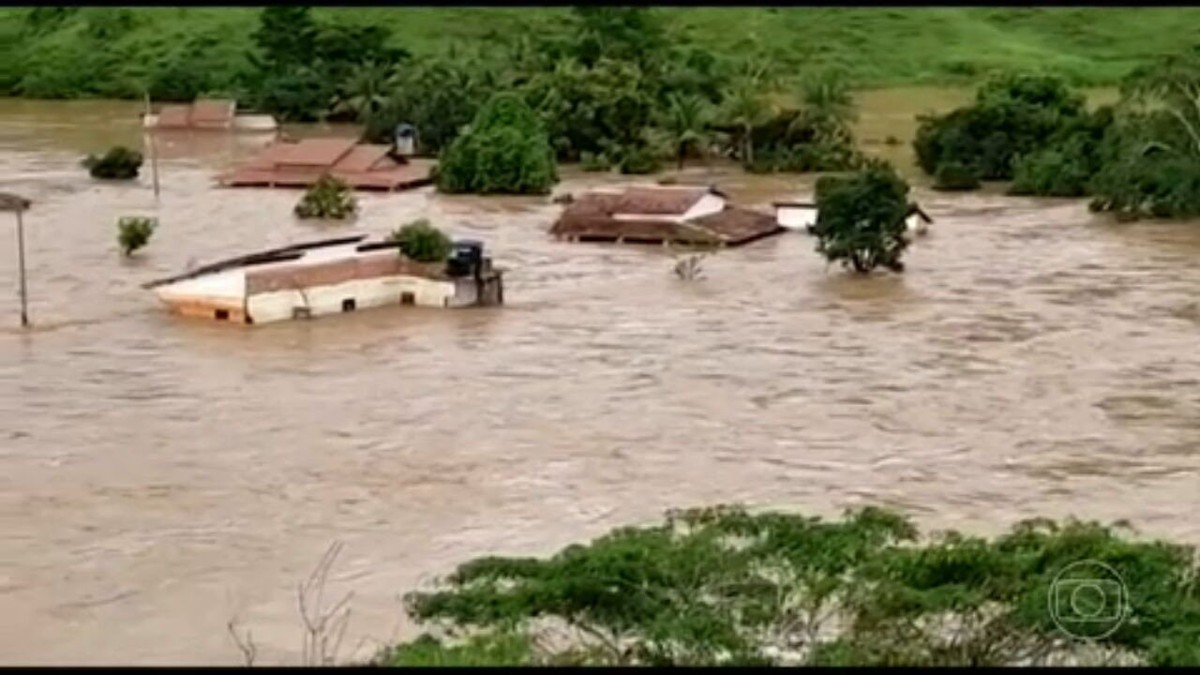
[144,92,161,199]
[16,209,28,328]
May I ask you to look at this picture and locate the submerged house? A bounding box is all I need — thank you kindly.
[773,201,934,238]
[142,98,278,132]
[143,234,503,325]
[550,185,782,247]
[218,138,435,191]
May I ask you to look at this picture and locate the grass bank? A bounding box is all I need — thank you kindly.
[3,7,1199,99]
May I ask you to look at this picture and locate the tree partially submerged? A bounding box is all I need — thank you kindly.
[436,92,558,195]
[116,216,156,256]
[83,146,143,180]
[388,218,453,263]
[812,160,914,274]
[380,505,1200,666]
[294,175,357,220]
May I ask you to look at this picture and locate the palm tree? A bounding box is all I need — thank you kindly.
[723,84,769,166]
[332,60,399,123]
[660,93,711,170]
[798,69,858,136]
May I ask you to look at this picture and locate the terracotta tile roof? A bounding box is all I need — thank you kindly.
[688,207,782,245]
[333,144,392,173]
[276,138,358,167]
[157,105,192,128]
[189,99,236,128]
[576,186,715,216]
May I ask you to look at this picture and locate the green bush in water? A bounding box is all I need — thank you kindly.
[579,151,612,172]
[933,160,981,191]
[294,175,357,219]
[1009,149,1092,197]
[436,92,558,195]
[116,216,156,256]
[617,144,663,175]
[812,159,913,274]
[83,146,144,180]
[389,218,453,263]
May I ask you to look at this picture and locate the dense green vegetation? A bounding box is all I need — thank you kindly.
[6,8,1200,99]
[389,219,453,263]
[293,175,357,220]
[913,50,1200,220]
[116,216,155,256]
[812,161,914,274]
[376,504,1200,666]
[435,92,558,195]
[82,146,143,180]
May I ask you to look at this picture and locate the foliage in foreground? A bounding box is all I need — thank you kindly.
[436,92,558,195]
[116,216,156,256]
[82,146,143,180]
[294,175,357,220]
[380,504,1200,667]
[812,160,914,274]
[388,218,453,263]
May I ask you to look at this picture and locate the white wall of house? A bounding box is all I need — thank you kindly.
[246,274,458,324]
[776,205,818,231]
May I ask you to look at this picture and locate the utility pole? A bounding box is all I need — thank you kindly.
[144,92,161,199]
[1,193,32,328]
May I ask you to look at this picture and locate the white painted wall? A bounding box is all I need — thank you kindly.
[154,268,246,303]
[776,205,818,231]
[246,274,458,325]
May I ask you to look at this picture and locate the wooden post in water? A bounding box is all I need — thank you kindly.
[1,192,33,328]
[144,92,161,199]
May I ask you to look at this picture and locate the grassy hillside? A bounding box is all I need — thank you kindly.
[2,7,1198,99]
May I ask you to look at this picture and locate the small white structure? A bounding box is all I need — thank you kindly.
[773,201,819,232]
[143,234,503,325]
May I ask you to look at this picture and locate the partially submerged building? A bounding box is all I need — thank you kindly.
[142,98,278,132]
[218,138,435,191]
[143,234,503,325]
[550,185,782,247]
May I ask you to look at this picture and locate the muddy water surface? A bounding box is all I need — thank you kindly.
[1,91,1198,664]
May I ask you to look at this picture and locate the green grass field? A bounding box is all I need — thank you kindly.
[2,7,1198,98]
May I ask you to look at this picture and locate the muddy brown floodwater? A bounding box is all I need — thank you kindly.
[1,89,1198,665]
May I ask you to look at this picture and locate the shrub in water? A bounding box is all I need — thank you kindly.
[83,146,144,180]
[933,161,982,191]
[294,175,357,219]
[116,216,156,256]
[389,218,453,263]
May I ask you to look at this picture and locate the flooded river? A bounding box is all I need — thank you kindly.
[1,89,1198,664]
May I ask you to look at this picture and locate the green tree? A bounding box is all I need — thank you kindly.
[658,92,711,170]
[812,160,913,274]
[436,92,558,195]
[116,216,156,256]
[251,6,317,74]
[82,146,143,180]
[380,504,1200,666]
[331,60,399,123]
[723,82,771,167]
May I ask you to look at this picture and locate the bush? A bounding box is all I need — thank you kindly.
[579,151,612,172]
[294,175,357,220]
[913,73,1087,181]
[812,159,913,274]
[1009,149,1092,197]
[436,92,558,195]
[933,160,981,191]
[82,146,143,180]
[388,218,453,263]
[616,144,662,175]
[116,216,156,256]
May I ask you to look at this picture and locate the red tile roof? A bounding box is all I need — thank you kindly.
[189,99,235,128]
[220,139,436,192]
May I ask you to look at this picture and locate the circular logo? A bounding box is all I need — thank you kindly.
[1047,560,1129,640]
